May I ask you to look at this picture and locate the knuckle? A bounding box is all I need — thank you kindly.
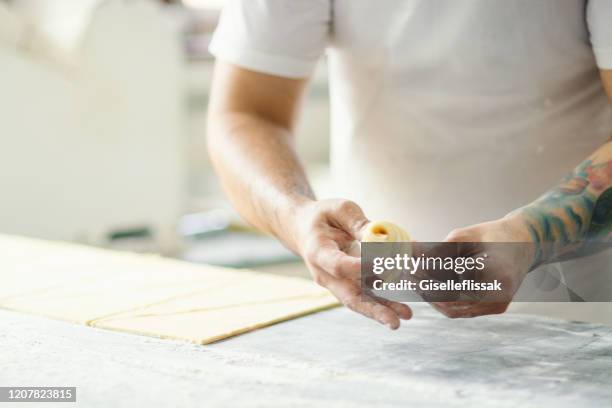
[336,199,359,214]
[493,303,509,315]
[445,228,469,242]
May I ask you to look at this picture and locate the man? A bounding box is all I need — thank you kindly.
[207,0,612,328]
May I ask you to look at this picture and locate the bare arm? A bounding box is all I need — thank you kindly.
[207,61,413,328]
[207,61,312,253]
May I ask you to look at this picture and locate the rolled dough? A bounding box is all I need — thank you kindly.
[0,234,338,344]
[362,220,411,242]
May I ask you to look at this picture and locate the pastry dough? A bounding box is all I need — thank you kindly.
[92,291,335,345]
[361,220,411,243]
[0,234,338,344]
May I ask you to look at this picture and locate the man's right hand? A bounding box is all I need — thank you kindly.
[208,63,411,329]
[293,199,413,329]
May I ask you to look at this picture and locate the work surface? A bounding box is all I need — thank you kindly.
[1,305,611,408]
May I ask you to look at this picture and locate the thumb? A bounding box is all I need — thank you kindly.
[332,200,370,240]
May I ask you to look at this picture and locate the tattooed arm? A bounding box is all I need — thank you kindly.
[513,140,612,268]
[431,70,612,318]
[509,70,612,268]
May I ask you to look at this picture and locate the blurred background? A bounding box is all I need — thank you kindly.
[0,0,331,269]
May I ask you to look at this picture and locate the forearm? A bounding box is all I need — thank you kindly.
[207,111,315,252]
[510,138,612,267]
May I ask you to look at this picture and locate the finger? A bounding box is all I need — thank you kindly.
[375,297,413,320]
[331,201,370,240]
[456,302,509,317]
[431,301,480,314]
[448,305,505,318]
[431,301,508,318]
[325,277,401,329]
[431,301,479,309]
[431,302,479,318]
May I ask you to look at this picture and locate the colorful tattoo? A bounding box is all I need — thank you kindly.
[520,150,612,267]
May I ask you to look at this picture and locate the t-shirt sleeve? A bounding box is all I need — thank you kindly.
[209,0,331,79]
[587,0,612,69]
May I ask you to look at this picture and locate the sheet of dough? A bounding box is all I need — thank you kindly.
[0,234,339,344]
[0,234,133,299]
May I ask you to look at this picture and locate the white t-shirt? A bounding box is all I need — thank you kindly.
[210,1,612,320]
[211,0,612,239]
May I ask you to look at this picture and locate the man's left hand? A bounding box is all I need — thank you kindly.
[430,216,535,318]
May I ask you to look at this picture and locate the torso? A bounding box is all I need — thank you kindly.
[326,0,612,240]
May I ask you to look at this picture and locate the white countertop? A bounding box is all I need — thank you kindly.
[1,303,611,407]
